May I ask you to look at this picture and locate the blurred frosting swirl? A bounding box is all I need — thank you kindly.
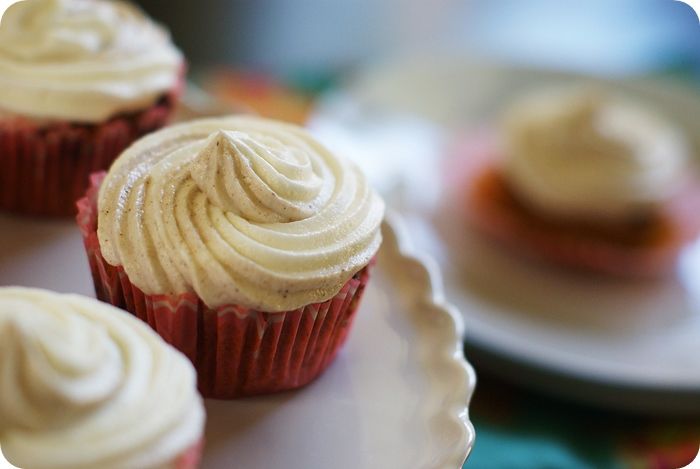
[0,0,183,122]
[502,87,690,222]
[0,287,204,469]
[97,116,385,311]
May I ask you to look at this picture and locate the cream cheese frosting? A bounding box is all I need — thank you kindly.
[0,287,204,469]
[502,88,690,222]
[0,0,183,123]
[97,116,385,311]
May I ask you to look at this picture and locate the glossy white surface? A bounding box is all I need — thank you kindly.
[0,212,474,468]
[310,61,700,411]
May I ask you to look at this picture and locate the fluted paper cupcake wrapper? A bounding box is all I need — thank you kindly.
[77,173,371,399]
[0,91,178,217]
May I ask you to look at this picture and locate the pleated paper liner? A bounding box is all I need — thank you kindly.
[77,172,372,399]
[450,133,700,277]
[0,90,178,217]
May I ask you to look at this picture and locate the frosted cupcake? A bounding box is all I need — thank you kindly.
[0,0,184,216]
[0,287,205,469]
[77,115,385,398]
[453,88,700,276]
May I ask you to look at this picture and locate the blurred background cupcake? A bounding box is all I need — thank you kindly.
[0,287,205,469]
[0,0,184,217]
[77,115,385,399]
[453,87,700,276]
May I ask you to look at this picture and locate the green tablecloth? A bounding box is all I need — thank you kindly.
[464,369,699,469]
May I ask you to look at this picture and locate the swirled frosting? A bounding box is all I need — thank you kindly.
[502,88,690,222]
[0,287,204,469]
[97,116,385,311]
[0,0,183,122]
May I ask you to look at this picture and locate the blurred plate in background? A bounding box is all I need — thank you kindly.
[310,58,700,413]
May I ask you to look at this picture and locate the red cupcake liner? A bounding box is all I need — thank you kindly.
[0,91,179,217]
[450,133,700,277]
[77,172,372,399]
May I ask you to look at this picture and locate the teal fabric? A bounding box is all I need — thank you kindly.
[466,416,624,469]
[467,420,614,469]
[462,370,698,469]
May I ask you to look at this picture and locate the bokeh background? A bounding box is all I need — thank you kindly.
[139,0,700,83]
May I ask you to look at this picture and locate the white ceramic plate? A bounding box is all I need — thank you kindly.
[310,59,700,412]
[0,212,474,469]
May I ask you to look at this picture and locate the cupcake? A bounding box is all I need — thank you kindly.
[453,88,700,276]
[77,115,385,398]
[0,0,184,217]
[0,287,205,469]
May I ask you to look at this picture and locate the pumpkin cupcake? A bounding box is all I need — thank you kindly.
[0,287,204,469]
[0,0,184,216]
[453,87,700,276]
[77,115,385,398]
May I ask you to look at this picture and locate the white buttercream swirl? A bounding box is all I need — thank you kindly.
[0,287,204,469]
[97,116,385,311]
[502,88,690,222]
[0,0,183,122]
